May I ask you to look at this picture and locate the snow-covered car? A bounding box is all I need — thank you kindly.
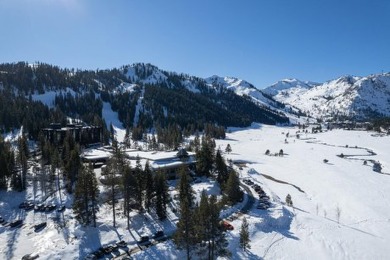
[21,253,39,260]
[116,240,127,248]
[257,203,269,210]
[84,253,97,260]
[45,203,56,212]
[34,203,45,212]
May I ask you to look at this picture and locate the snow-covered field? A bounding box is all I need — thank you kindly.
[1,124,390,259]
[216,124,390,260]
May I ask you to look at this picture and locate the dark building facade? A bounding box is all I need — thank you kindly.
[42,123,102,146]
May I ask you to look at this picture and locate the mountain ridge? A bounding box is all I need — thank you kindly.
[263,72,390,121]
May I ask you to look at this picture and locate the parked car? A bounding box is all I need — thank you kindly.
[111,244,119,251]
[220,220,234,231]
[34,222,47,232]
[34,203,45,212]
[137,236,152,247]
[257,203,269,210]
[84,253,97,260]
[103,245,114,254]
[10,219,23,228]
[259,195,270,200]
[116,240,127,248]
[45,204,56,212]
[19,201,34,209]
[24,202,35,211]
[21,253,39,260]
[243,179,253,185]
[152,231,167,241]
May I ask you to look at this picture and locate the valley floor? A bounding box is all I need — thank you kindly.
[215,124,390,260]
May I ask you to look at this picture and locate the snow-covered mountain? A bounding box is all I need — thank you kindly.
[262,78,319,96]
[205,75,280,108]
[205,76,308,123]
[264,73,390,121]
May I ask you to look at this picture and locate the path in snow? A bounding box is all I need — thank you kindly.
[305,136,390,175]
[261,173,305,193]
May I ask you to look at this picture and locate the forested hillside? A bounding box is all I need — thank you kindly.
[0,62,289,140]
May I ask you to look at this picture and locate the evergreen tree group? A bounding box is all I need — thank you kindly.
[174,167,230,259]
[73,165,99,227]
[0,136,15,189]
[239,217,251,251]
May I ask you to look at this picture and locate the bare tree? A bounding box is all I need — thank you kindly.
[336,206,341,224]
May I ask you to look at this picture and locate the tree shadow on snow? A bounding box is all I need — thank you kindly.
[227,123,263,133]
[78,226,102,259]
[2,190,29,260]
[250,206,299,241]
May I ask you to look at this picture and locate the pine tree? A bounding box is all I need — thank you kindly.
[88,165,99,227]
[122,165,136,229]
[195,191,230,259]
[286,194,293,207]
[73,165,99,226]
[195,190,211,256]
[239,217,251,251]
[64,147,81,193]
[154,170,168,220]
[104,156,122,227]
[225,144,232,154]
[0,137,15,190]
[173,166,196,259]
[17,133,29,191]
[134,156,144,211]
[225,170,242,205]
[144,161,154,212]
[215,149,228,188]
[196,136,214,177]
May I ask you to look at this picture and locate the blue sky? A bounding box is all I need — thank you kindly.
[1,0,389,88]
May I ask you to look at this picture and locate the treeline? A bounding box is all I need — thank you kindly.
[54,90,104,125]
[0,133,29,191]
[0,89,66,138]
[0,62,128,94]
[0,136,15,189]
[370,117,390,132]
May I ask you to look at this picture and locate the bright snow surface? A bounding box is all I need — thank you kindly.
[1,124,390,259]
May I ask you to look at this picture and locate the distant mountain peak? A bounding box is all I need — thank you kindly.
[265,73,390,121]
[205,75,255,90]
[262,78,317,97]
